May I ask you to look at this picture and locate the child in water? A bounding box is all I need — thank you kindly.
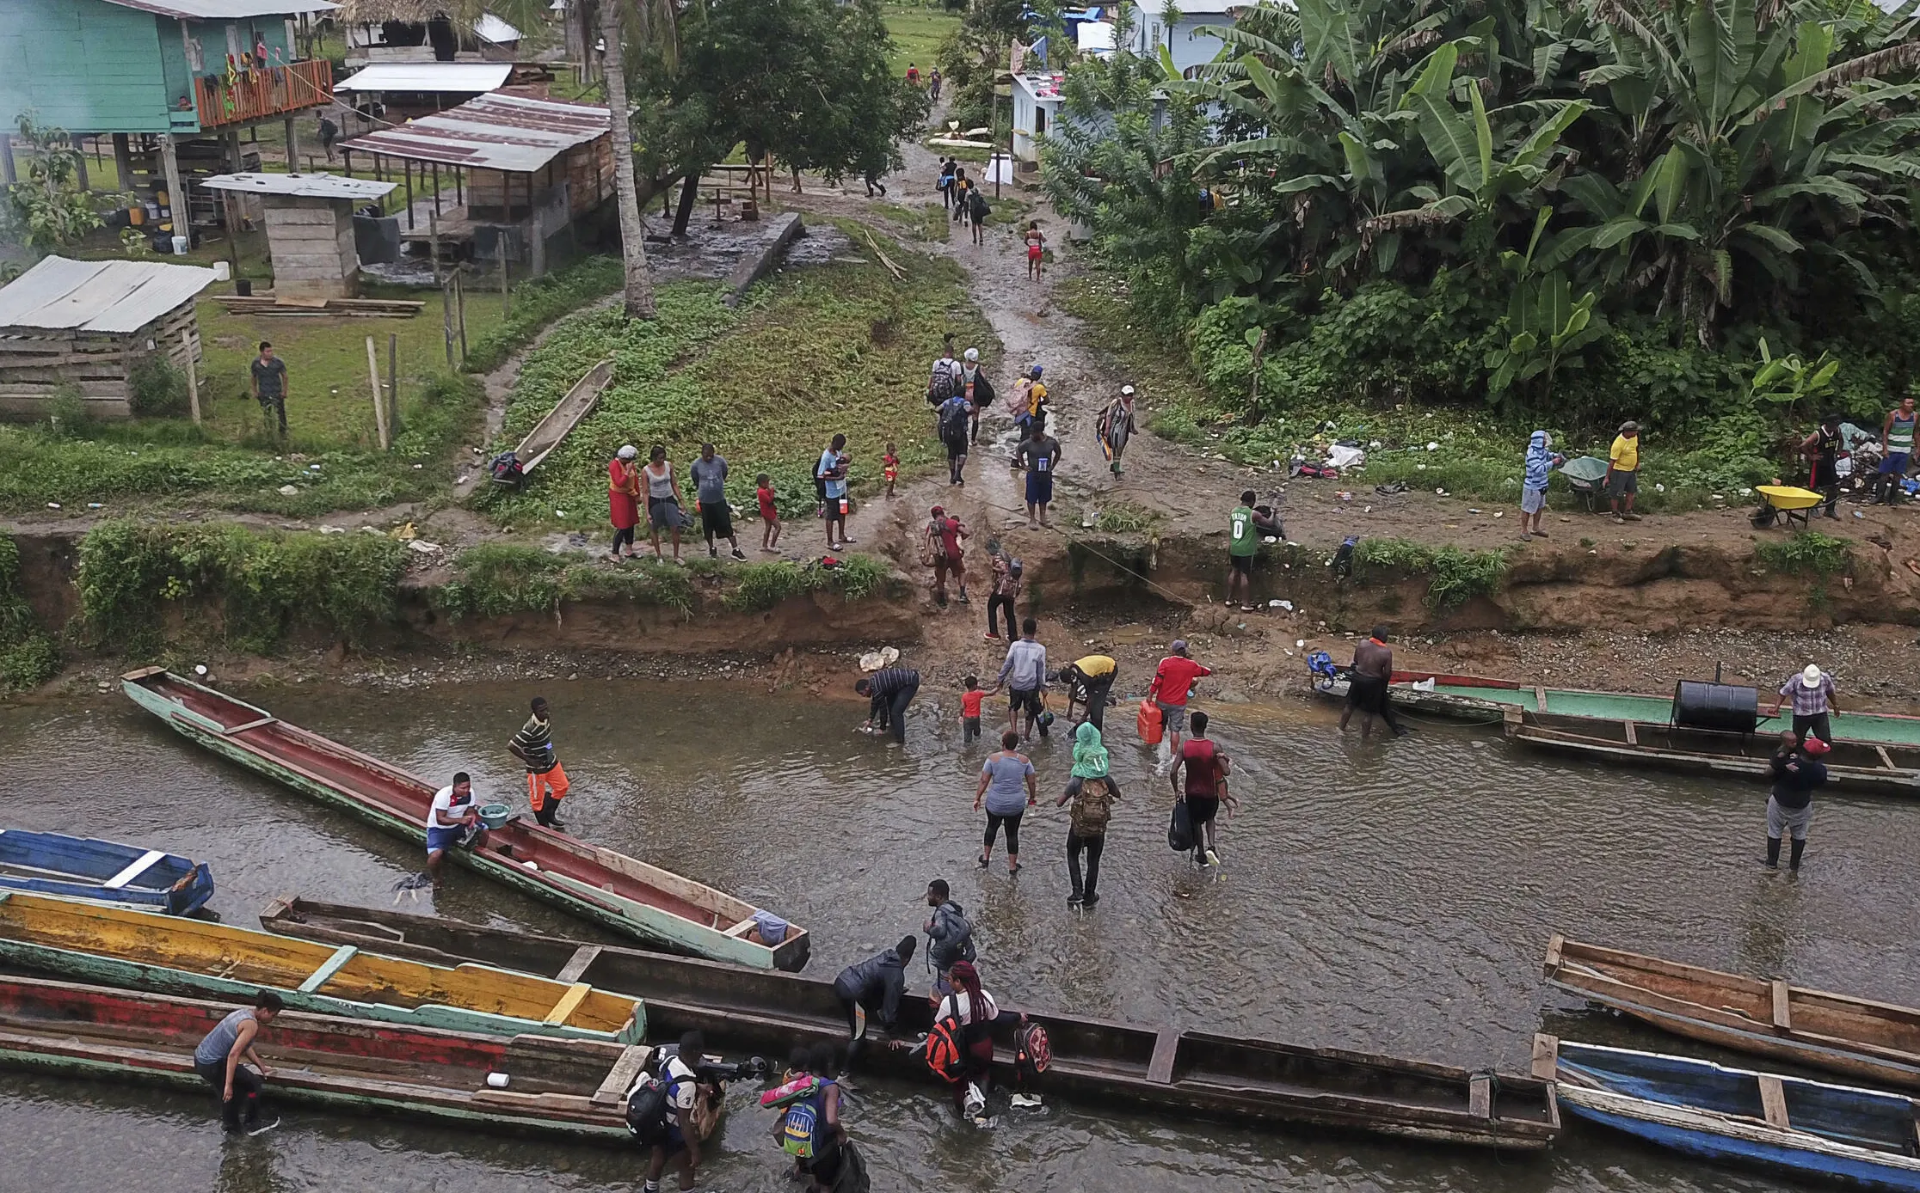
[756,473,782,553]
[961,675,984,744]
[883,442,900,497]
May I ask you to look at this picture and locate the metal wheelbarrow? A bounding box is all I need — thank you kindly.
[1751,484,1824,529]
[1559,456,1611,512]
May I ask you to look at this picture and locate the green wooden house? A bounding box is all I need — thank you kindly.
[0,0,340,243]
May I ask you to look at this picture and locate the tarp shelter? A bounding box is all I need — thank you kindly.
[201,172,397,299]
[335,63,513,95]
[335,92,613,274]
[0,256,217,419]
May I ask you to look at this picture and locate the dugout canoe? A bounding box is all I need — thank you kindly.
[0,890,644,1044]
[121,667,810,971]
[0,828,213,915]
[261,895,1562,1149]
[1309,668,1920,749]
[1503,708,1920,795]
[1544,935,1920,1091]
[0,973,647,1141]
[507,357,613,478]
[1538,1035,1920,1192]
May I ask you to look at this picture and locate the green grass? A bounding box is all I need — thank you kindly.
[1355,538,1510,611]
[1755,531,1854,577]
[431,543,698,619]
[883,2,961,78]
[0,537,59,692]
[481,223,996,530]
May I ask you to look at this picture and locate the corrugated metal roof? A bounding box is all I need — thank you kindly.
[336,63,513,93]
[101,0,339,18]
[200,171,397,199]
[336,92,611,173]
[0,257,218,335]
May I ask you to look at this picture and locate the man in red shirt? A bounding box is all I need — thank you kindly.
[925,506,970,606]
[1168,710,1235,867]
[1147,640,1212,758]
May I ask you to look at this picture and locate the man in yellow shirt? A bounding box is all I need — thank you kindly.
[1058,654,1117,731]
[1606,420,1642,523]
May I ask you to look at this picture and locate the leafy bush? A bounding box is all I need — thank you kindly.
[431,544,697,620]
[75,522,405,654]
[1755,532,1854,578]
[128,355,190,418]
[0,537,58,692]
[1355,538,1509,611]
[44,383,94,437]
[723,554,892,612]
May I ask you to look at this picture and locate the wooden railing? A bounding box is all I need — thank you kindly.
[193,59,333,130]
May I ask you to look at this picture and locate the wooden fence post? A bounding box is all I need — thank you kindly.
[454,269,468,363]
[181,329,201,425]
[442,275,455,369]
[499,244,510,318]
[387,332,399,435]
[366,335,389,450]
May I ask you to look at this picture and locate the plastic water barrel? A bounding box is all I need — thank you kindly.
[171,234,189,256]
[1672,681,1759,733]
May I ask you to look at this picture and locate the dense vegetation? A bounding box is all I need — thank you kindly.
[1044,0,1920,481]
[0,538,58,692]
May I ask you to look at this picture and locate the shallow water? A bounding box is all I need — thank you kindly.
[3,682,1918,1192]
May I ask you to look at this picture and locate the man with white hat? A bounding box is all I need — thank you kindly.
[958,347,993,445]
[1769,663,1840,744]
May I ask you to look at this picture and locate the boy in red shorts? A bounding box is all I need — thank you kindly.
[883,441,900,497]
[756,473,781,553]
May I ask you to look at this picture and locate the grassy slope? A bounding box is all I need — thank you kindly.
[482,224,995,530]
[883,2,960,77]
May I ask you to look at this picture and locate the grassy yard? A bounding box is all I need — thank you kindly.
[481,222,997,531]
[884,2,961,78]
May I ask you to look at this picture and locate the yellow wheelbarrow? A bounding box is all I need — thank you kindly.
[1751,484,1825,530]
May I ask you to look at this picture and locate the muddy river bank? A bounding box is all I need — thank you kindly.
[4,682,1919,1192]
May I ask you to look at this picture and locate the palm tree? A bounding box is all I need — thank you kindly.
[596,0,656,319]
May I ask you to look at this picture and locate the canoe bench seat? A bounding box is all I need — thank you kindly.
[101,850,167,891]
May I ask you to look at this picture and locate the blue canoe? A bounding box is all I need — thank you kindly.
[0,830,213,915]
[1541,1035,1920,1191]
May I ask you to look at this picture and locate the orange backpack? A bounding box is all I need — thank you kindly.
[924,1017,969,1084]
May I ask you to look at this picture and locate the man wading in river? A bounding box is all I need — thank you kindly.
[195,990,283,1133]
[1766,731,1829,872]
[1340,628,1407,739]
[509,697,569,828]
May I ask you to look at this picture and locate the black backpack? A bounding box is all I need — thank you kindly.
[939,398,969,443]
[929,359,957,403]
[624,1069,684,1145]
[970,191,990,219]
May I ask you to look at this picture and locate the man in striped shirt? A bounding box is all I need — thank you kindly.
[855,667,921,744]
[508,696,570,829]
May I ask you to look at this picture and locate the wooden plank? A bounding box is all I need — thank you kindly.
[296,944,359,994]
[554,945,601,985]
[1623,720,1638,746]
[1145,1028,1180,1084]
[1530,1033,1558,1081]
[1757,1074,1790,1129]
[1544,933,1564,975]
[1468,1073,1492,1118]
[1535,685,1546,712]
[1878,746,1897,770]
[590,1043,650,1106]
[100,849,166,891]
[1772,980,1793,1032]
[543,981,592,1025]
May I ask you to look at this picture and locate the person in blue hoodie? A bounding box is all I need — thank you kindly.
[1518,431,1565,540]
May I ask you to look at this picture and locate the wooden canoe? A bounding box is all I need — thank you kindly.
[261,895,1562,1149]
[120,667,810,971]
[509,357,613,477]
[0,891,643,1044]
[1504,708,1920,795]
[0,973,647,1141]
[1544,934,1920,1090]
[0,828,214,914]
[1537,1035,1920,1192]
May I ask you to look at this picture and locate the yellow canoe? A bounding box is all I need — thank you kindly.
[0,891,643,1042]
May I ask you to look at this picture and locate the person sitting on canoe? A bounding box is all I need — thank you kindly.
[425,771,487,883]
[193,989,283,1133]
[509,696,569,830]
[831,935,917,1058]
[1766,731,1829,873]
[1339,627,1407,738]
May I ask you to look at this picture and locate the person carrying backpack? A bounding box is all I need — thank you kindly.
[938,390,972,484]
[967,186,989,246]
[632,1030,709,1193]
[773,1042,857,1192]
[937,157,956,209]
[929,960,1001,1118]
[922,879,975,975]
[1057,720,1120,907]
[927,340,962,409]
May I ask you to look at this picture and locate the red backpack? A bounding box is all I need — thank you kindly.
[924,1017,969,1084]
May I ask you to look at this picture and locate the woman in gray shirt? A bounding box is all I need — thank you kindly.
[973,731,1037,873]
[642,444,683,563]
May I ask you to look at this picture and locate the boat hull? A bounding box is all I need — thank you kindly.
[0,974,640,1142]
[261,897,1561,1150]
[0,829,214,915]
[0,891,644,1044]
[1544,934,1920,1091]
[120,668,808,971]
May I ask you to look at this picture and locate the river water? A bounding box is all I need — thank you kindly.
[4,680,1919,1193]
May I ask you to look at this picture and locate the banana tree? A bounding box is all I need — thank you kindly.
[1485,207,1607,399]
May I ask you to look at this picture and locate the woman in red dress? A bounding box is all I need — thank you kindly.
[607,444,640,560]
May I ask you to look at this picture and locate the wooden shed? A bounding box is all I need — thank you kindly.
[0,256,217,420]
[201,173,397,300]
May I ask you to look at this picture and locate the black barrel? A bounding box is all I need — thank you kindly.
[1672,681,1759,734]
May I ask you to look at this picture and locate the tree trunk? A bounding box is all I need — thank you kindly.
[672,169,701,237]
[599,0,657,320]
